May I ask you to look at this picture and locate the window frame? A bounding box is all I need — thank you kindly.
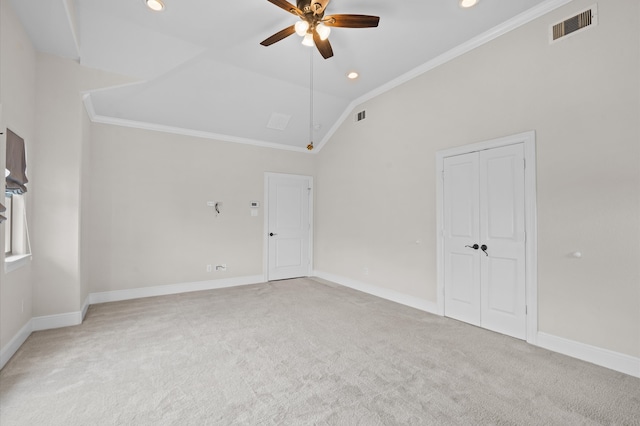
[4,193,31,273]
[4,195,12,255]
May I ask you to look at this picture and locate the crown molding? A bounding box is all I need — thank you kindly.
[82,0,573,154]
[82,94,313,154]
[314,0,574,152]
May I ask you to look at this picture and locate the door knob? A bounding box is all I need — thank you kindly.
[481,244,488,256]
[465,244,479,250]
[269,232,277,237]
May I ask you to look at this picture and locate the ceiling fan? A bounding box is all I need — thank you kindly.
[260,0,380,59]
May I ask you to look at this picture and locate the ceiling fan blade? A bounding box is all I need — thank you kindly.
[260,25,296,46]
[324,14,380,28]
[313,31,333,59]
[266,0,303,16]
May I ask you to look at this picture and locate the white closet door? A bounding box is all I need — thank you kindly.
[443,152,481,326]
[443,143,527,339]
[479,144,526,339]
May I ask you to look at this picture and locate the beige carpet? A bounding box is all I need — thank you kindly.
[1,278,639,425]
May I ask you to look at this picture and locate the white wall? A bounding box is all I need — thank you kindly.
[0,0,37,351]
[315,0,640,358]
[80,107,91,308]
[30,54,135,317]
[88,124,315,293]
[2,0,637,375]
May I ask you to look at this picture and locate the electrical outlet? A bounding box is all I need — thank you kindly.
[363,267,369,276]
[216,264,227,272]
[206,264,212,273]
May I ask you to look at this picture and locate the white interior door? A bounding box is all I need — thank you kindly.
[479,144,526,339]
[266,174,312,281]
[443,143,527,339]
[443,153,481,326]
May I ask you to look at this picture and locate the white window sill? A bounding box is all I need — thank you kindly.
[5,254,32,273]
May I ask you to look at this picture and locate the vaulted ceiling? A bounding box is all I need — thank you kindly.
[11,0,558,152]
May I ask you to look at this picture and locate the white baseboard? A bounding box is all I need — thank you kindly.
[81,295,90,320]
[32,311,83,331]
[2,276,265,370]
[2,299,90,369]
[313,271,640,379]
[89,275,265,304]
[5,274,638,380]
[313,270,440,315]
[0,320,33,370]
[536,332,640,378]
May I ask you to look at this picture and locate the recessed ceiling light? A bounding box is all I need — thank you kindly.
[459,0,478,8]
[347,72,359,79]
[145,0,165,12]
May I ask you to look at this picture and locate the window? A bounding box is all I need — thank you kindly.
[4,128,30,272]
[4,194,29,272]
[4,195,12,255]
[4,193,29,271]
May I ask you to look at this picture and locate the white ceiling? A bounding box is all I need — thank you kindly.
[10,0,561,152]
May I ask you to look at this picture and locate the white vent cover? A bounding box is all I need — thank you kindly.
[355,110,366,122]
[266,112,291,131]
[550,4,597,43]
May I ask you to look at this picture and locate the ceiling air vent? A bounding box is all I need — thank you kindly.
[266,112,291,131]
[355,110,366,122]
[550,5,597,43]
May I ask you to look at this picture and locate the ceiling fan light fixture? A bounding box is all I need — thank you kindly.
[459,0,478,8]
[145,0,165,11]
[260,1,379,59]
[316,23,331,41]
[302,33,315,47]
[295,21,309,37]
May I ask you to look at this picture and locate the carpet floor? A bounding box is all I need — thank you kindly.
[1,278,639,425]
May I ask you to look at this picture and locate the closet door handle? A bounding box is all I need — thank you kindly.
[481,244,488,256]
[269,232,277,237]
[465,244,479,250]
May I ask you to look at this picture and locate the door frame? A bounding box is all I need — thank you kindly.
[435,131,538,344]
[263,172,314,282]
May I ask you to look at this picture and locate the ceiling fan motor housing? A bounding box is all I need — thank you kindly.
[297,0,326,18]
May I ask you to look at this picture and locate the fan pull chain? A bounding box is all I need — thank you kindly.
[307,48,314,151]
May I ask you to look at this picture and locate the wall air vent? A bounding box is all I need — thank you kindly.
[355,110,366,122]
[550,5,597,43]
